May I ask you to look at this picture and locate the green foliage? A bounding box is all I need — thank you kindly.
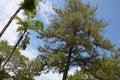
[68,70,96,80]
[21,0,41,17]
[84,54,120,80]
[68,70,85,80]
[16,16,44,50]
[16,17,44,32]
[0,40,44,79]
[30,20,44,32]
[19,32,30,50]
[0,70,10,80]
[0,56,3,65]
[13,57,44,80]
[68,53,120,80]
[0,40,28,79]
[0,40,12,54]
[38,0,114,79]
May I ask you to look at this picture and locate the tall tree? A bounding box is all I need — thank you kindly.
[0,0,41,38]
[38,0,114,80]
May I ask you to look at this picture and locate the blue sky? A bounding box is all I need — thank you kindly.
[0,0,120,80]
[83,0,120,47]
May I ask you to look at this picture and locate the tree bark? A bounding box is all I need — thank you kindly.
[0,6,21,38]
[0,30,26,71]
[62,47,73,80]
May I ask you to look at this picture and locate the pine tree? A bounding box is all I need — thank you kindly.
[38,0,114,80]
[68,53,120,80]
[84,54,120,80]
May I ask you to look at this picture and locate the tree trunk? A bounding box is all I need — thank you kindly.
[0,6,21,38]
[0,30,26,71]
[62,47,73,80]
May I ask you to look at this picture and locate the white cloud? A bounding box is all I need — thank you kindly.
[68,67,81,75]
[38,1,55,25]
[20,47,38,59]
[35,71,62,80]
[0,0,23,45]
[35,67,80,80]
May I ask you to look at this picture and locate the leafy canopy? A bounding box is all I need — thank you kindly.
[0,40,44,80]
[16,16,43,50]
[21,0,42,17]
[38,0,114,80]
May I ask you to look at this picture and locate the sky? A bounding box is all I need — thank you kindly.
[0,0,120,80]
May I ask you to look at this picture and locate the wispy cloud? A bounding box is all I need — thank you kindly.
[0,0,23,45]
[35,71,62,80]
[35,67,80,80]
[38,0,55,25]
[20,47,38,59]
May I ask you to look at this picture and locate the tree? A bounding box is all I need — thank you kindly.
[0,16,43,71]
[0,40,44,80]
[68,70,96,80]
[0,40,28,79]
[0,0,43,74]
[16,16,43,50]
[84,54,120,80]
[12,56,44,80]
[0,0,41,38]
[68,53,120,80]
[38,0,114,80]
